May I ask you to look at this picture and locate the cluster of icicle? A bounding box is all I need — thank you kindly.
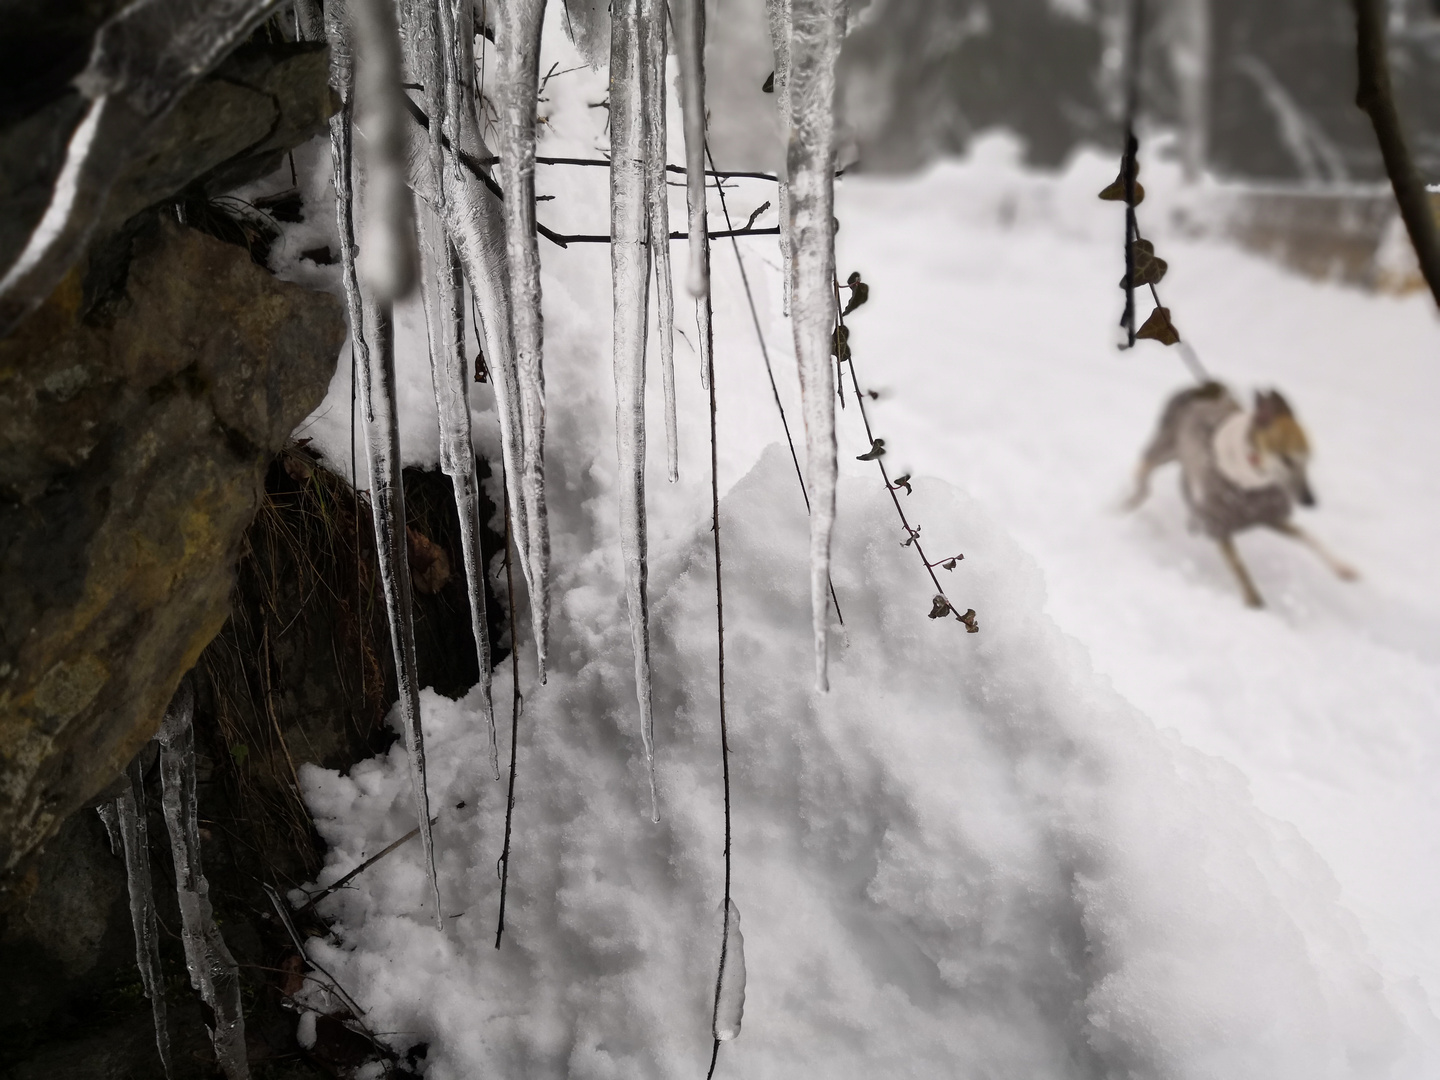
[303,0,846,872]
[97,681,250,1080]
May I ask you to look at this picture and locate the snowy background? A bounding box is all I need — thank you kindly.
[273,14,1440,1078]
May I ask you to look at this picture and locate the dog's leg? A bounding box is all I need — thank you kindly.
[1122,459,1157,510]
[1217,536,1265,607]
[1268,521,1360,581]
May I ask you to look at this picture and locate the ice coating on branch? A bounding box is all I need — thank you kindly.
[360,296,444,925]
[787,0,845,691]
[641,0,678,481]
[156,682,250,1080]
[419,208,499,779]
[672,0,709,298]
[765,0,794,315]
[611,0,659,821]
[116,764,173,1080]
[352,0,419,300]
[712,899,747,1042]
[498,0,553,681]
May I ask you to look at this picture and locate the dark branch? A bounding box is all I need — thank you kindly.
[1352,0,1440,309]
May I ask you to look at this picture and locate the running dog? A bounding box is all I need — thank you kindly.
[1125,382,1358,607]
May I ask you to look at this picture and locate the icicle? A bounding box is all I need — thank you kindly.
[672,0,709,298]
[96,799,122,855]
[612,0,659,821]
[360,294,444,926]
[294,0,325,41]
[116,762,173,1079]
[352,0,419,301]
[787,0,844,692]
[764,0,794,316]
[641,0,678,481]
[325,0,442,925]
[156,681,250,1080]
[497,0,553,681]
[418,205,499,780]
[711,899,747,1042]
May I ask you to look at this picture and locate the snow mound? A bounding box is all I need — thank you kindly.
[301,443,1417,1079]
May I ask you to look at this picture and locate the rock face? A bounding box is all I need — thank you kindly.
[0,215,346,876]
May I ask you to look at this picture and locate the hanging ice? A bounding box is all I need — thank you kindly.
[765,0,794,315]
[115,762,173,1080]
[641,0,678,481]
[712,899,747,1042]
[156,681,250,1080]
[351,0,419,301]
[419,207,500,780]
[359,294,444,926]
[497,0,553,681]
[96,799,122,855]
[611,0,660,821]
[787,0,845,691]
[325,0,442,925]
[672,0,709,298]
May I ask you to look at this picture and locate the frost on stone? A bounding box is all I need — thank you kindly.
[497,0,553,681]
[418,206,499,780]
[712,899,747,1042]
[0,0,278,335]
[358,295,444,926]
[787,0,846,691]
[116,762,173,1080]
[641,0,678,481]
[672,0,709,298]
[156,681,250,1080]
[765,0,794,315]
[612,0,659,821]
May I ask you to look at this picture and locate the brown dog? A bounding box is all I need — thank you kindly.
[1126,383,1357,607]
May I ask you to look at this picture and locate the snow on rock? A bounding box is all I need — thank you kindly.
[300,442,1416,1077]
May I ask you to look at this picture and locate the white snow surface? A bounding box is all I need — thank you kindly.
[291,30,1440,1074]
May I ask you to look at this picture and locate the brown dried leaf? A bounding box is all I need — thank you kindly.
[406,527,452,594]
[1136,306,1181,345]
[1120,239,1168,288]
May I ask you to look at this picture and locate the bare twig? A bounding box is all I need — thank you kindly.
[495,472,522,949]
[1351,0,1440,309]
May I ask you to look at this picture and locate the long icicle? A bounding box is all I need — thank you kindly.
[764,0,794,316]
[641,0,677,481]
[360,294,444,927]
[331,0,443,926]
[673,0,709,300]
[403,0,499,779]
[788,0,845,692]
[116,759,173,1080]
[497,0,552,681]
[156,681,250,1080]
[612,0,659,821]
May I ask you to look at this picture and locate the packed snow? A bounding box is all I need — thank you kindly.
[284,20,1440,1077]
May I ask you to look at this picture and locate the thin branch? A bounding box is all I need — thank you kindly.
[1351,0,1440,308]
[495,472,522,949]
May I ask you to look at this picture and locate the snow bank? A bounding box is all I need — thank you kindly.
[301,440,1419,1077]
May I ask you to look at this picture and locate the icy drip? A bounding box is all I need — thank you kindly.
[360,295,444,926]
[612,0,659,821]
[402,0,498,779]
[325,1,442,924]
[673,0,709,298]
[353,0,419,301]
[497,0,552,681]
[787,0,844,691]
[418,206,499,780]
[116,762,173,1080]
[641,0,678,482]
[712,899,747,1041]
[764,0,794,315]
[156,682,250,1080]
[96,799,122,855]
[426,0,534,628]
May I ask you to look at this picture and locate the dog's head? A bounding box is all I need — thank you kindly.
[1250,390,1314,506]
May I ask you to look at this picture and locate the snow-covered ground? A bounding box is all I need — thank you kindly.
[289,28,1440,1078]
